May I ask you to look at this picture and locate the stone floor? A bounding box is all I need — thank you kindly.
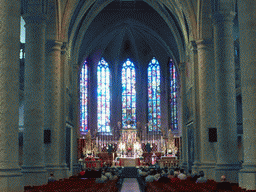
[121,178,141,192]
[122,167,138,178]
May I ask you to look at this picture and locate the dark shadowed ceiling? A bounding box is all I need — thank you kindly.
[76,1,183,68]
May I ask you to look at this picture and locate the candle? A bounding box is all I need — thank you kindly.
[160,140,162,152]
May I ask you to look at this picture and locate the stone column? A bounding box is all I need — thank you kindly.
[0,1,23,191]
[22,15,47,186]
[160,59,169,138]
[213,11,241,183]
[197,39,217,179]
[71,65,80,175]
[179,62,187,169]
[191,41,201,172]
[140,65,148,142]
[44,40,63,179]
[59,42,69,178]
[88,56,98,140]
[238,1,256,190]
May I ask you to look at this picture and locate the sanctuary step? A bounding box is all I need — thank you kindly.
[122,167,138,178]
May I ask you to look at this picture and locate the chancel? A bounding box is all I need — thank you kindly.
[1,0,256,191]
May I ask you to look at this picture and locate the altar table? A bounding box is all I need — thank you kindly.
[118,157,140,167]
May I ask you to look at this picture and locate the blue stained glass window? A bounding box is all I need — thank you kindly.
[80,61,88,133]
[97,58,111,135]
[170,59,178,130]
[122,59,136,128]
[148,57,161,132]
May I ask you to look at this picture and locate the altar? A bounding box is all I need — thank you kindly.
[116,127,143,158]
[118,157,140,167]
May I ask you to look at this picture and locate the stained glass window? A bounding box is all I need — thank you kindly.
[20,17,25,59]
[80,60,88,133]
[97,58,111,135]
[170,59,178,130]
[148,57,161,132]
[122,59,136,128]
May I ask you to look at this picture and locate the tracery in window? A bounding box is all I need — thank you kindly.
[97,58,111,134]
[122,59,136,128]
[148,57,161,132]
[80,60,88,133]
[170,59,178,130]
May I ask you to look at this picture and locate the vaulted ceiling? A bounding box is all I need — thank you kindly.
[69,1,187,68]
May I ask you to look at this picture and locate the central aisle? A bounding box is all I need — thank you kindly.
[121,178,141,192]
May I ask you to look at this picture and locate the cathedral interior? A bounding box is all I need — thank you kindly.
[1,0,256,191]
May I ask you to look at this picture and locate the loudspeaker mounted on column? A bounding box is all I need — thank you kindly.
[208,128,217,142]
[44,130,51,144]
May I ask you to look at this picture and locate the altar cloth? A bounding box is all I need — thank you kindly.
[119,157,140,167]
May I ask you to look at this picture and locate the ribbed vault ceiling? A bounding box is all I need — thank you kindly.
[75,1,183,67]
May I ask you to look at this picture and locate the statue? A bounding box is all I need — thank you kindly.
[168,129,174,142]
[85,130,92,154]
[167,129,178,156]
[126,119,134,129]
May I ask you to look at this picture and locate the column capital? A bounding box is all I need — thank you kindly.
[195,39,213,50]
[212,11,236,24]
[195,39,213,46]
[45,40,62,52]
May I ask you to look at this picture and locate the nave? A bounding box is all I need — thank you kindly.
[2,0,256,191]
[24,165,255,192]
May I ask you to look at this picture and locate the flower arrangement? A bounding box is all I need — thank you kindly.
[127,147,132,151]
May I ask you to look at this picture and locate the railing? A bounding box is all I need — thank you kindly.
[79,159,102,169]
[157,159,180,168]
